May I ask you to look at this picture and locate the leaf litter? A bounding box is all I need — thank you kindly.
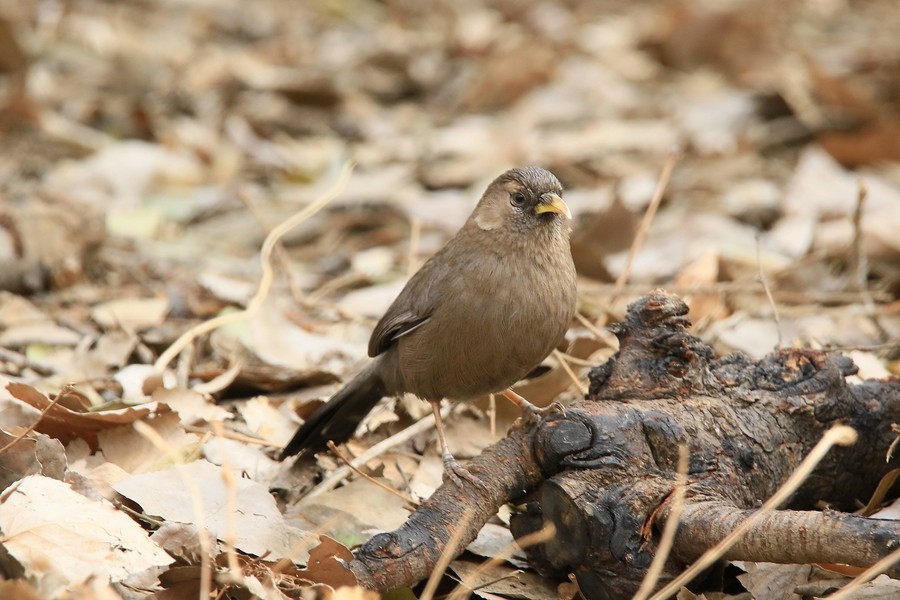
[0,0,899,598]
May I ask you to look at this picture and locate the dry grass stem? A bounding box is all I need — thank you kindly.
[610,150,681,306]
[0,390,64,455]
[238,186,309,307]
[860,468,900,516]
[154,162,353,372]
[420,509,475,600]
[827,546,900,599]
[633,445,689,600]
[755,234,783,349]
[133,420,215,600]
[447,524,557,600]
[326,440,420,506]
[304,403,451,499]
[553,349,588,395]
[212,421,243,581]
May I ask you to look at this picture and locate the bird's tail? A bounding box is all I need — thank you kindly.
[279,363,387,460]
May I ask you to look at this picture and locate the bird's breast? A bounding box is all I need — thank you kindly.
[395,239,576,402]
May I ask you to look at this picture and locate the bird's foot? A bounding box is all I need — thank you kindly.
[501,389,566,425]
[441,451,486,489]
[521,400,566,424]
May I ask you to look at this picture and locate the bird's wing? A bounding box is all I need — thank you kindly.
[367,309,431,357]
[367,241,462,357]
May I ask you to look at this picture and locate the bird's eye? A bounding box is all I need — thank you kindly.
[510,192,527,207]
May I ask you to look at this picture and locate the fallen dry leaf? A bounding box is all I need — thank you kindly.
[5,382,174,449]
[113,458,293,558]
[0,475,173,598]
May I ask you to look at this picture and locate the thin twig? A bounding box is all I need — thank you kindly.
[633,445,688,600]
[827,545,900,599]
[853,180,869,295]
[755,233,783,349]
[304,403,451,499]
[852,179,890,344]
[553,349,588,395]
[326,440,420,506]
[420,509,475,600]
[610,150,681,307]
[133,420,215,599]
[238,187,310,308]
[575,311,612,344]
[0,391,64,454]
[649,425,859,600]
[828,548,900,600]
[447,524,557,600]
[154,163,353,372]
[212,421,243,582]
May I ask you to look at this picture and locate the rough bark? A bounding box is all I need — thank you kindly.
[346,290,900,599]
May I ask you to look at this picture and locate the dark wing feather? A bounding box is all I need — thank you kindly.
[367,310,430,356]
[367,238,467,357]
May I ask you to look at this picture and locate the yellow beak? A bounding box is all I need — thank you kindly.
[534,193,571,219]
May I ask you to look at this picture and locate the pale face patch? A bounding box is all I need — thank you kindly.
[473,180,525,231]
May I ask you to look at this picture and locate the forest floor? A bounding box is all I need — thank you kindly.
[0,0,899,598]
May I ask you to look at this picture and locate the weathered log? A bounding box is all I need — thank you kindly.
[347,290,900,599]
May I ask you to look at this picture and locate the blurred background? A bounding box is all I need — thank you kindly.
[1,0,899,428]
[1,2,900,596]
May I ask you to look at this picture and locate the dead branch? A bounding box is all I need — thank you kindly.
[347,290,900,599]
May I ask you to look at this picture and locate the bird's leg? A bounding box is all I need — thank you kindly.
[430,400,482,488]
[500,389,565,424]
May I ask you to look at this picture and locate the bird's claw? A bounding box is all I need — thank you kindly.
[521,400,566,425]
[441,452,486,489]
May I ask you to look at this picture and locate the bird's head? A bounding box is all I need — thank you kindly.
[472,167,571,234]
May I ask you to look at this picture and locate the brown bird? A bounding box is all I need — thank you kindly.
[280,167,577,483]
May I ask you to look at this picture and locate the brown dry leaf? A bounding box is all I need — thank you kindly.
[238,395,302,447]
[0,475,173,598]
[150,522,208,564]
[91,296,169,330]
[296,536,356,589]
[779,147,900,259]
[291,477,412,541]
[152,387,231,425]
[465,522,530,569]
[64,412,198,500]
[45,140,204,209]
[737,562,812,600]
[202,437,281,484]
[5,382,174,449]
[214,296,361,373]
[95,411,198,473]
[820,122,900,168]
[238,575,293,600]
[0,292,52,327]
[0,320,82,347]
[449,559,559,600]
[0,199,105,293]
[0,429,65,490]
[112,458,293,558]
